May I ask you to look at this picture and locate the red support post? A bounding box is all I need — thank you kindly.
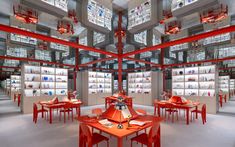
[117,12,124,91]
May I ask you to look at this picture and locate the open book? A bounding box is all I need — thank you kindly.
[129,120,146,126]
[98,119,114,128]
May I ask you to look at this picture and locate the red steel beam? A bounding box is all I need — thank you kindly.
[79,57,116,67]
[122,25,235,57]
[117,12,123,91]
[124,57,161,67]
[164,56,235,68]
[0,56,75,68]
[0,66,20,69]
[0,24,118,57]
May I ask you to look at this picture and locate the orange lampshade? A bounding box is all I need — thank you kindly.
[101,105,138,123]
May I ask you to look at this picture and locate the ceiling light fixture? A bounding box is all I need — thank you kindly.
[13,5,38,24]
[57,20,74,35]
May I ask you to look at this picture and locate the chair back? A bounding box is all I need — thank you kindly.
[92,108,103,116]
[201,104,206,124]
[80,123,92,144]
[148,120,160,143]
[33,103,38,123]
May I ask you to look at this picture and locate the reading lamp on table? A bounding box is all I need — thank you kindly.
[115,96,127,129]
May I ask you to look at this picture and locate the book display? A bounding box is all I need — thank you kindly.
[77,71,112,105]
[87,0,112,31]
[202,32,230,46]
[128,71,162,105]
[7,47,27,58]
[50,36,69,51]
[10,26,37,45]
[93,32,105,45]
[229,79,235,94]
[10,75,21,99]
[6,78,11,95]
[134,30,147,45]
[219,76,230,93]
[172,65,216,97]
[41,0,68,12]
[128,0,151,30]
[171,0,198,11]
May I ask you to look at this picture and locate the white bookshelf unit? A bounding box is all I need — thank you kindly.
[219,76,230,93]
[21,65,68,113]
[172,65,218,114]
[128,71,163,105]
[230,79,235,94]
[10,75,21,99]
[6,78,11,95]
[77,71,112,106]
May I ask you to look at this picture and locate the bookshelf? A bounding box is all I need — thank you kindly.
[21,65,68,113]
[128,71,162,105]
[77,71,112,105]
[10,75,21,99]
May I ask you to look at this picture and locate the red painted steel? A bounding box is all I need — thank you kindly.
[79,57,116,67]
[122,25,235,57]
[164,56,235,67]
[124,57,161,67]
[0,66,20,69]
[0,55,75,68]
[117,12,123,91]
[0,24,118,57]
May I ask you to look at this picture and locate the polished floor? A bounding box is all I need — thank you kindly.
[1,92,235,147]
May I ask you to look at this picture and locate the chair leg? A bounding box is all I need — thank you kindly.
[64,111,66,123]
[72,110,74,122]
[131,141,133,147]
[107,140,109,147]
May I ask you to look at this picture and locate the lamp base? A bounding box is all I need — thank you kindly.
[117,123,123,129]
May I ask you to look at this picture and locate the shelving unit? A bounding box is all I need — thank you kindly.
[10,75,21,100]
[172,65,218,114]
[21,65,68,113]
[230,79,235,94]
[128,71,162,105]
[219,76,230,93]
[77,71,112,105]
[6,78,11,95]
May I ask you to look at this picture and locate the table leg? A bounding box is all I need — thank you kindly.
[42,106,44,118]
[195,106,198,119]
[186,108,189,125]
[49,108,52,124]
[157,105,161,117]
[118,137,123,147]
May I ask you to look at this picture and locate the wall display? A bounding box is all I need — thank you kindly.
[35,50,51,61]
[140,51,152,59]
[172,65,216,97]
[219,76,230,93]
[50,36,69,51]
[93,32,105,45]
[11,75,21,92]
[128,71,162,105]
[202,33,230,45]
[6,78,11,91]
[10,26,37,45]
[87,0,112,31]
[41,0,68,12]
[134,30,147,45]
[230,79,235,93]
[22,65,68,97]
[152,34,161,46]
[128,0,151,29]
[171,0,198,11]
[170,43,188,52]
[7,47,27,58]
[218,46,235,58]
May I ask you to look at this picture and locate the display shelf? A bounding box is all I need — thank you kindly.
[22,65,68,97]
[230,79,235,92]
[172,65,217,97]
[10,75,21,92]
[219,76,230,93]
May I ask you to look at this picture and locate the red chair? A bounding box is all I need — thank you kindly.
[79,123,109,147]
[165,103,178,122]
[224,95,227,103]
[191,104,207,124]
[219,95,223,107]
[17,94,21,107]
[33,103,48,124]
[59,102,73,123]
[131,120,160,147]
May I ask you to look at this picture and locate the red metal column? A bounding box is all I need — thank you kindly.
[74,37,80,91]
[117,12,124,91]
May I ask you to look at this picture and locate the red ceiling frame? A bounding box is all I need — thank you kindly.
[0,66,20,69]
[79,57,116,67]
[122,25,235,58]
[0,24,118,57]
[124,57,161,67]
[0,56,75,68]
[164,56,235,68]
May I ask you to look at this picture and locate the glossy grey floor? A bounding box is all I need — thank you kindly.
[1,94,235,147]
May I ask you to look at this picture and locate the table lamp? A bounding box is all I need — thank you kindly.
[115,96,127,129]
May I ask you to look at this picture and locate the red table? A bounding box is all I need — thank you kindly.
[77,115,163,147]
[39,100,82,124]
[155,100,199,125]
